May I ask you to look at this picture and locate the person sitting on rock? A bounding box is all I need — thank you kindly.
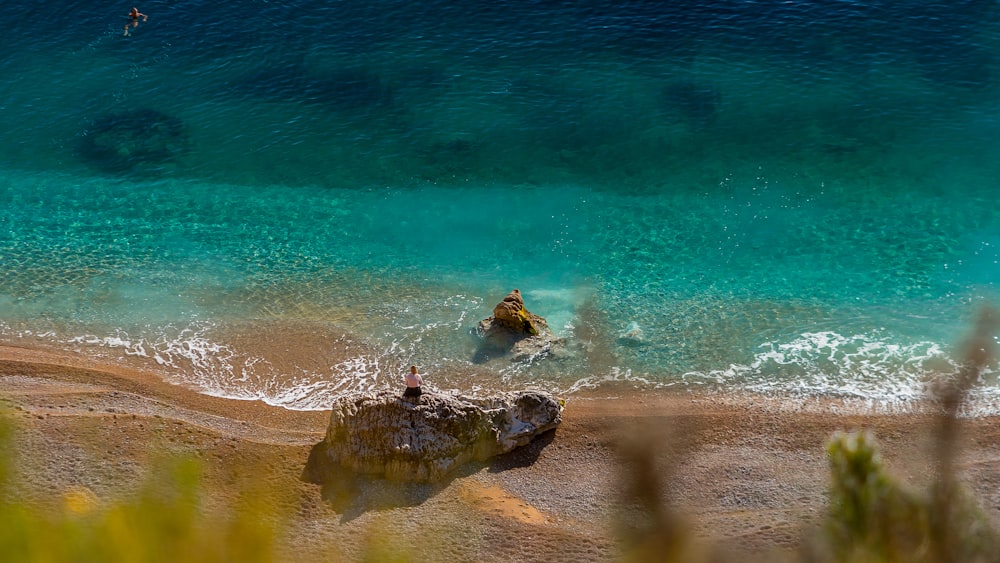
[123,7,148,36]
[403,365,423,399]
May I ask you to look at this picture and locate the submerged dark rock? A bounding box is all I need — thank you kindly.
[661,81,721,130]
[232,64,392,111]
[303,390,562,483]
[77,109,188,173]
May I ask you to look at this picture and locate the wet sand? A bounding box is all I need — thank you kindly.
[2,344,999,562]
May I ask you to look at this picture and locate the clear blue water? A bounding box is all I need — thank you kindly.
[2,1,999,410]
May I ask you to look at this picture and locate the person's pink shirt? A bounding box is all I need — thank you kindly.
[405,371,423,388]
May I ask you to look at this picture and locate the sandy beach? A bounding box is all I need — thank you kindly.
[2,344,999,562]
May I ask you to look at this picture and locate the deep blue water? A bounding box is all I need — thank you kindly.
[1,1,999,411]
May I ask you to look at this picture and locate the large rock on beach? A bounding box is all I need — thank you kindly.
[303,390,563,483]
[474,289,566,363]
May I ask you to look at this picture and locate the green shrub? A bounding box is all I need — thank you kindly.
[825,430,929,562]
[824,430,999,563]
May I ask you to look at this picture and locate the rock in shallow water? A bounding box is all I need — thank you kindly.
[303,390,563,483]
[474,289,566,363]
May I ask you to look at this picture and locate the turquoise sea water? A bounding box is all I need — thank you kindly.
[2,1,999,411]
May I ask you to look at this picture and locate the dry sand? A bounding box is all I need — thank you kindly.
[2,344,999,561]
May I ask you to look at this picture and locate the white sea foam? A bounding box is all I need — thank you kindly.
[681,331,946,400]
[675,330,1000,415]
[65,324,254,400]
[52,323,402,410]
[4,321,999,415]
[564,366,666,394]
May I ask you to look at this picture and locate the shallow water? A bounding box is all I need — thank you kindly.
[2,1,999,411]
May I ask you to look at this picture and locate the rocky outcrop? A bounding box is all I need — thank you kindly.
[474,289,565,362]
[492,288,539,335]
[303,390,562,483]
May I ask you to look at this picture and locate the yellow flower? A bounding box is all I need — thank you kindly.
[62,486,99,515]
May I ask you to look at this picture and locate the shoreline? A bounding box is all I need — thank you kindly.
[2,344,999,560]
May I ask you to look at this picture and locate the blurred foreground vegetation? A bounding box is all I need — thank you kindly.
[616,308,1000,563]
[1,310,998,562]
[811,307,1000,563]
[0,419,276,563]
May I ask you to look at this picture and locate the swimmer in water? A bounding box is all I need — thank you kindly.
[123,7,148,36]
